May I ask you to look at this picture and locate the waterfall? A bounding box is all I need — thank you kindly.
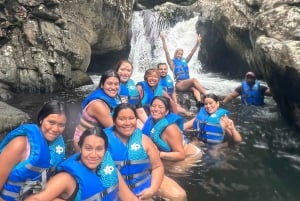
[129,10,202,81]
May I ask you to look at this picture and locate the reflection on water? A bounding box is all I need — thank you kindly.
[5,72,300,201]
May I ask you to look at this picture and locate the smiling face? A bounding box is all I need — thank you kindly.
[40,114,67,142]
[80,134,106,172]
[101,77,120,98]
[174,49,184,59]
[117,61,133,83]
[145,71,160,88]
[204,97,220,114]
[157,64,168,77]
[150,98,169,121]
[114,108,137,140]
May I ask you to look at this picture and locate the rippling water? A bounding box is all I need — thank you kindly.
[6,72,300,201]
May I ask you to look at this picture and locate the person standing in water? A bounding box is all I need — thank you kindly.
[160,32,206,107]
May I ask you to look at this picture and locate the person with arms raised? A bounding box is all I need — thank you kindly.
[160,32,206,107]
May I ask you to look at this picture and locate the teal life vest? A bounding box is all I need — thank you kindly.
[142,113,186,152]
[137,81,164,114]
[104,127,151,195]
[159,74,174,96]
[57,152,119,201]
[119,79,139,105]
[193,107,229,144]
[0,124,65,201]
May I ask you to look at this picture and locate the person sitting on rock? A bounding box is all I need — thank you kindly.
[223,71,272,106]
[160,32,206,108]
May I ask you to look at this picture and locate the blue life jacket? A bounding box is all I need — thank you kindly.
[137,81,164,114]
[104,127,151,195]
[81,88,121,112]
[241,80,264,106]
[142,113,187,152]
[80,88,121,127]
[173,58,190,81]
[119,79,139,105]
[193,107,229,144]
[0,124,65,201]
[57,152,119,201]
[159,74,174,96]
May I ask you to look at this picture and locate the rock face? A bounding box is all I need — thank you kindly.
[190,0,300,130]
[0,0,134,97]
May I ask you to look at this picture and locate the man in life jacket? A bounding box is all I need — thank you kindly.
[223,72,272,106]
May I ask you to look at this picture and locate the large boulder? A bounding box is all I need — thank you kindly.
[191,0,300,130]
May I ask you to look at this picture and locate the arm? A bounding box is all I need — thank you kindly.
[264,87,272,96]
[25,172,76,201]
[87,100,114,128]
[185,34,201,63]
[163,91,178,113]
[160,32,174,71]
[222,88,241,103]
[160,124,185,161]
[118,172,139,201]
[183,117,196,130]
[137,135,164,200]
[0,136,27,190]
[220,115,242,143]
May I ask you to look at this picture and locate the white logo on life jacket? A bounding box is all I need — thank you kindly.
[104,165,114,175]
[131,143,141,151]
[56,145,64,154]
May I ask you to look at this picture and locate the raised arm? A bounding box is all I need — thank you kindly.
[186,34,202,63]
[160,32,174,71]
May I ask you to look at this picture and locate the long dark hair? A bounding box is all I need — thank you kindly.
[99,69,120,88]
[112,103,137,122]
[78,127,108,150]
[37,100,67,126]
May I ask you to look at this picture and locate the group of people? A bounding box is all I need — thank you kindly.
[0,33,272,200]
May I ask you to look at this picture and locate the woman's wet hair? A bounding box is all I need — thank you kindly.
[115,60,133,72]
[174,48,184,58]
[144,68,160,81]
[78,127,108,150]
[99,69,120,88]
[151,96,171,112]
[37,100,67,126]
[112,103,137,122]
[204,93,219,102]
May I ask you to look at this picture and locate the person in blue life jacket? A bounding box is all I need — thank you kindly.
[116,60,148,128]
[104,103,187,201]
[223,71,272,106]
[0,100,67,201]
[160,32,206,108]
[157,62,195,117]
[136,68,178,115]
[184,93,242,144]
[73,69,121,151]
[25,127,139,201]
[142,96,203,174]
